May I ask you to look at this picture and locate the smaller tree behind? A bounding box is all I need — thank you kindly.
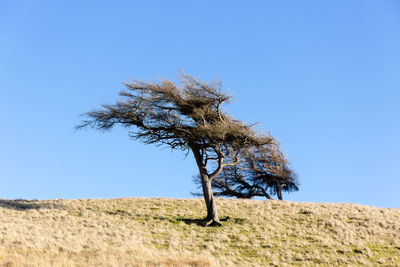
[199,142,299,200]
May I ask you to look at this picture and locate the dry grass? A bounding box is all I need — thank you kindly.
[0,198,399,266]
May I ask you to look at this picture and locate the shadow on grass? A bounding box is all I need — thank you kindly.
[0,199,61,210]
[152,215,245,227]
[105,212,245,227]
[175,216,233,227]
[176,218,206,226]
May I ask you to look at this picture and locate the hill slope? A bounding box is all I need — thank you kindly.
[0,198,399,266]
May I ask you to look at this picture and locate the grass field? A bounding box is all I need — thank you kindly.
[0,197,399,266]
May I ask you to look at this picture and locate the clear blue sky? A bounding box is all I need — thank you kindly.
[1,1,399,208]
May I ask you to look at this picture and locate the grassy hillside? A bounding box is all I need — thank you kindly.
[0,198,399,266]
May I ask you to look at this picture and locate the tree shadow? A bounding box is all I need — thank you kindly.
[176,218,206,226]
[176,216,232,227]
[0,199,62,210]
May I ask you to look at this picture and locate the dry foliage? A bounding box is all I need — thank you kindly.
[0,198,399,266]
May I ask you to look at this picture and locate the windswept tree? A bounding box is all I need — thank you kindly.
[77,72,275,226]
[205,143,299,200]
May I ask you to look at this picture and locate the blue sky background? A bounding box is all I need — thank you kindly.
[1,1,399,208]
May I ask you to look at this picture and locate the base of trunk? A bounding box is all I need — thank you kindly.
[204,218,223,227]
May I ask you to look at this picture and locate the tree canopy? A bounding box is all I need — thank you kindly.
[78,72,267,150]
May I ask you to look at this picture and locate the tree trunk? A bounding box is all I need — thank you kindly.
[277,185,283,200]
[201,174,222,226]
[191,146,222,226]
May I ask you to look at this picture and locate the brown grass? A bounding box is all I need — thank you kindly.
[0,198,399,266]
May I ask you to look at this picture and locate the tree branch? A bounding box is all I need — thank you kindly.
[222,156,240,167]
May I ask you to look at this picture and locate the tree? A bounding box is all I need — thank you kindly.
[77,72,275,226]
[207,143,299,200]
[247,144,299,200]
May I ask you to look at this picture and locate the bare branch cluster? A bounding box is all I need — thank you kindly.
[206,143,299,200]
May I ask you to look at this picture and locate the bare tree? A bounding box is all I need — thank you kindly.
[77,72,274,226]
[196,143,299,200]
